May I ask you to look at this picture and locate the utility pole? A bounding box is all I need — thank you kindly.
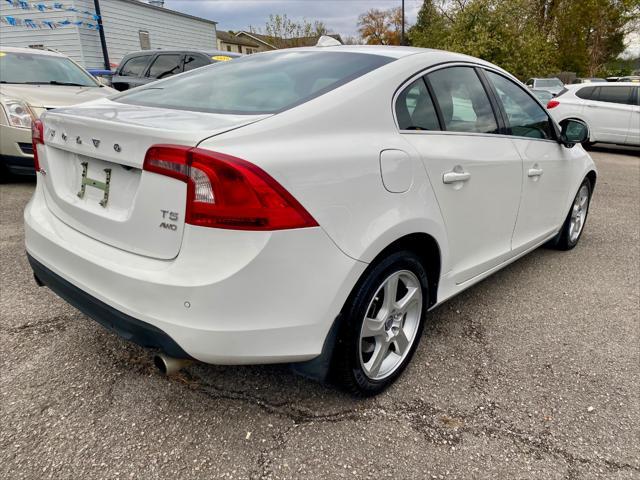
[401,0,405,45]
[93,0,110,70]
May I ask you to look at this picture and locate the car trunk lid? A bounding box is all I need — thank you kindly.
[39,100,269,260]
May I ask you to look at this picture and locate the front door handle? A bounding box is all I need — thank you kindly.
[528,167,544,177]
[443,170,471,184]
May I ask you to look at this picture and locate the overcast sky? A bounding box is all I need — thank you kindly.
[164,0,423,37]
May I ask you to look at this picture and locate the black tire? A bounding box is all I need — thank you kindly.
[550,178,592,250]
[331,250,429,396]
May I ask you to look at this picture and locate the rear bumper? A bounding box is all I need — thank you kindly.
[25,181,366,364]
[29,254,190,358]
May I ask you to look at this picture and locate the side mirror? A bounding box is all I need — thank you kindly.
[559,119,589,148]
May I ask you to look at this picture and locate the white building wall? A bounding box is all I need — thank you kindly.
[79,0,217,69]
[0,1,85,64]
[1,0,217,70]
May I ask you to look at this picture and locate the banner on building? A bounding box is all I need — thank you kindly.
[0,15,99,29]
[3,0,100,20]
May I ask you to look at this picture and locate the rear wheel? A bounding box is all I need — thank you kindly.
[332,251,428,396]
[551,178,592,250]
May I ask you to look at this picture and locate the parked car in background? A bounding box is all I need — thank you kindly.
[0,47,116,178]
[547,82,639,146]
[531,89,554,104]
[525,77,564,96]
[111,50,241,91]
[572,78,607,84]
[618,76,640,83]
[27,45,596,395]
[87,69,115,87]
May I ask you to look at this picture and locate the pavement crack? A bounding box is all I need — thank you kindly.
[1,315,70,335]
[174,371,361,425]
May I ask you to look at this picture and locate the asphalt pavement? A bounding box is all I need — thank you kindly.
[1,145,638,479]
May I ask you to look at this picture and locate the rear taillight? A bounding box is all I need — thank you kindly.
[547,99,560,109]
[143,145,318,231]
[31,119,44,172]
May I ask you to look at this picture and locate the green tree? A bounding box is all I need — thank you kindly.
[407,0,638,78]
[553,0,637,76]
[408,0,449,49]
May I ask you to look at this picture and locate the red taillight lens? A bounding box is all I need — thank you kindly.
[143,145,318,231]
[547,99,560,109]
[31,119,44,172]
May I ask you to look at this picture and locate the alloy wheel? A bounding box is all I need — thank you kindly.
[569,184,589,243]
[358,270,422,380]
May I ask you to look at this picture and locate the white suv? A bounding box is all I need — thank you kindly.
[547,83,639,147]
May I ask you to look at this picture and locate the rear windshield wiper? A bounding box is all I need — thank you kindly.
[24,81,89,86]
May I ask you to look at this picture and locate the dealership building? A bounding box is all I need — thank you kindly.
[0,0,218,69]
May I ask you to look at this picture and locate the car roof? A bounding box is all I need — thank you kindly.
[122,49,241,58]
[274,44,451,59]
[566,82,639,88]
[0,46,66,57]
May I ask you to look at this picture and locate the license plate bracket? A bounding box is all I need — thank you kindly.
[77,161,112,208]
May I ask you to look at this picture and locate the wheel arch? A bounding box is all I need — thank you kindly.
[290,231,443,383]
[365,232,442,309]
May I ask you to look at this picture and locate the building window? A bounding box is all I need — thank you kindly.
[226,45,232,52]
[139,31,151,50]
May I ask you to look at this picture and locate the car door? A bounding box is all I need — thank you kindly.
[625,86,639,145]
[398,65,523,285]
[482,69,577,252]
[111,54,152,91]
[582,85,633,144]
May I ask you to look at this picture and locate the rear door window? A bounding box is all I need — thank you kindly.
[147,54,183,79]
[597,86,634,105]
[396,78,440,131]
[485,71,555,140]
[119,55,152,77]
[427,66,499,134]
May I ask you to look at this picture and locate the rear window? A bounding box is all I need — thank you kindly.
[147,54,182,79]
[115,51,394,114]
[536,78,563,88]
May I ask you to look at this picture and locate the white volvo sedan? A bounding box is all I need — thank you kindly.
[25,45,596,395]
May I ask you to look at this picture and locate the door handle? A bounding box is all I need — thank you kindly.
[443,170,471,184]
[528,167,544,177]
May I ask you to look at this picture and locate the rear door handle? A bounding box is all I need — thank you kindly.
[528,167,544,177]
[443,170,471,184]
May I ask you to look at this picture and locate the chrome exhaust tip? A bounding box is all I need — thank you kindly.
[153,353,191,375]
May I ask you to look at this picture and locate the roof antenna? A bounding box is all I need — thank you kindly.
[316,35,342,47]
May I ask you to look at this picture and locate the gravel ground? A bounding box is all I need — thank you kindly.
[1,146,638,480]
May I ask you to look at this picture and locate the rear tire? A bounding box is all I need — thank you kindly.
[331,251,428,396]
[551,178,592,250]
